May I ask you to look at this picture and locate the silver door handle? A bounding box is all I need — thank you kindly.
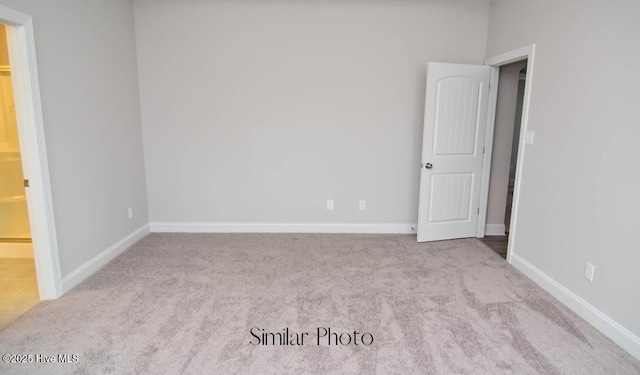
[425,163,433,169]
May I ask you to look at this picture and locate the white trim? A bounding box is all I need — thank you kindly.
[483,44,536,264]
[0,242,33,258]
[511,253,640,361]
[0,6,63,300]
[477,66,500,238]
[62,225,149,293]
[485,45,534,66]
[0,6,30,24]
[150,222,417,234]
[484,224,506,236]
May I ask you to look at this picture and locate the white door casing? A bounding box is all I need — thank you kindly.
[417,62,491,242]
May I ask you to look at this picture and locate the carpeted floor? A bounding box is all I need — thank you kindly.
[0,233,638,374]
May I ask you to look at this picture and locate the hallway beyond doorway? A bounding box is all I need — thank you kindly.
[0,257,39,329]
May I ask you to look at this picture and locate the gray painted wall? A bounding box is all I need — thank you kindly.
[0,0,148,277]
[487,0,640,337]
[134,0,490,225]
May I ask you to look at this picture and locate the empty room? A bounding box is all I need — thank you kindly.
[0,0,639,373]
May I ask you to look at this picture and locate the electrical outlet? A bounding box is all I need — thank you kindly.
[326,200,334,211]
[359,200,366,210]
[128,206,134,220]
[585,262,595,282]
[525,130,535,145]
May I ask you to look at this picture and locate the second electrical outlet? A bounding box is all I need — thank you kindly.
[326,200,334,211]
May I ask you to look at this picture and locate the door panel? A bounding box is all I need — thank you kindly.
[433,78,481,156]
[428,173,473,223]
[417,63,491,242]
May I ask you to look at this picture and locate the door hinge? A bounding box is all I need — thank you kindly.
[478,207,480,214]
[24,179,29,188]
[483,147,485,155]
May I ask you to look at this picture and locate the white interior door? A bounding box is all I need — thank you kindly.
[417,62,491,242]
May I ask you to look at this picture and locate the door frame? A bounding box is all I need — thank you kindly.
[477,44,535,264]
[0,5,63,299]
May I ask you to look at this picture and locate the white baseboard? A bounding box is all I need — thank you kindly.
[62,224,149,293]
[485,224,506,236]
[510,253,640,361]
[0,242,33,258]
[149,222,417,234]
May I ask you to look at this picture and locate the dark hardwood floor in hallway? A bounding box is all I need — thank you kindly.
[479,236,508,259]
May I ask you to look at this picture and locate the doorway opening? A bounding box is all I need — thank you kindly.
[479,44,536,263]
[0,22,39,328]
[0,5,63,305]
[416,45,535,255]
[480,62,527,259]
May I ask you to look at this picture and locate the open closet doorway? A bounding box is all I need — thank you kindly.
[0,5,63,304]
[480,61,528,259]
[0,23,39,329]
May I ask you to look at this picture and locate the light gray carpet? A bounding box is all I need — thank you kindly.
[0,234,638,374]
